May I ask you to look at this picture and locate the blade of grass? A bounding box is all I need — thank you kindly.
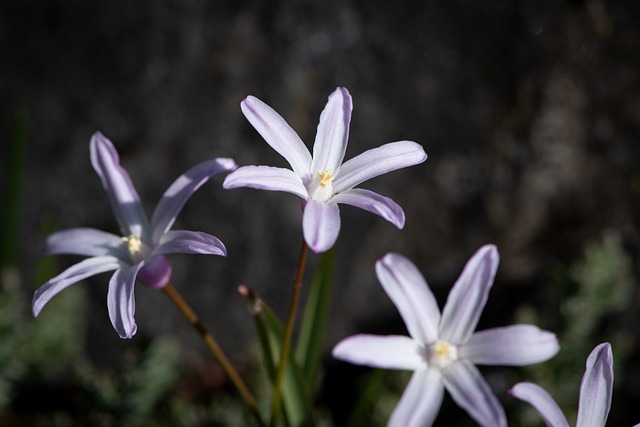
[239,286,315,427]
[345,369,385,427]
[295,248,334,386]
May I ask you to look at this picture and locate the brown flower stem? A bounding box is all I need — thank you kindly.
[271,239,309,426]
[162,282,266,427]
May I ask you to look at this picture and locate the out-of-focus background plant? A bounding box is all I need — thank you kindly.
[2,0,640,425]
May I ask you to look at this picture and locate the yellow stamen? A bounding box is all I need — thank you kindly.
[317,170,334,188]
[433,340,454,361]
[122,234,143,254]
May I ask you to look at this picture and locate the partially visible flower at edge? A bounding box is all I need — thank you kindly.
[223,87,427,253]
[510,343,620,427]
[332,245,560,427]
[33,132,236,339]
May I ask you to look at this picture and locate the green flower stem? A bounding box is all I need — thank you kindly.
[162,283,266,427]
[271,240,309,427]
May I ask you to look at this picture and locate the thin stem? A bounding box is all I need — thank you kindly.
[162,283,266,427]
[271,240,309,427]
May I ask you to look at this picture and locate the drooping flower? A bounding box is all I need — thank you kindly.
[332,245,559,427]
[510,343,615,427]
[223,87,427,253]
[33,132,236,339]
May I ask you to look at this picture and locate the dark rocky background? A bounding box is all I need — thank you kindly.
[2,0,640,424]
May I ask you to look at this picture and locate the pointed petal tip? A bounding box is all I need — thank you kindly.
[476,244,500,270]
[380,252,401,266]
[118,323,138,339]
[90,131,115,153]
[331,86,352,102]
[213,157,238,172]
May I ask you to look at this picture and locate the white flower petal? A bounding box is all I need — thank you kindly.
[33,256,122,317]
[333,140,427,193]
[332,334,424,370]
[439,245,499,345]
[41,228,128,259]
[153,230,226,256]
[151,158,236,243]
[311,87,352,174]
[461,325,559,366]
[241,96,312,177]
[331,188,405,229]
[389,368,444,427]
[223,165,309,199]
[107,263,142,339]
[90,132,151,239]
[509,383,570,427]
[376,253,441,344]
[302,200,340,253]
[576,343,613,427]
[442,361,506,427]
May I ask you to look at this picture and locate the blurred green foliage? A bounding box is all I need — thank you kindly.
[513,231,634,427]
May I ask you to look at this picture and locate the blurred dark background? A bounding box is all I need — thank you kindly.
[2,0,640,425]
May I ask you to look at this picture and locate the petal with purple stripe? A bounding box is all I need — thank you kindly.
[90,132,150,239]
[33,256,122,317]
[152,158,236,243]
[241,96,312,178]
[302,200,340,253]
[331,188,405,229]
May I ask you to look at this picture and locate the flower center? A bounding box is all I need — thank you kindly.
[122,234,143,253]
[307,169,335,202]
[427,340,458,369]
[121,234,151,263]
[317,170,334,188]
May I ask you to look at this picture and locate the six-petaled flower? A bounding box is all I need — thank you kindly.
[33,132,236,339]
[223,87,427,253]
[332,245,560,427]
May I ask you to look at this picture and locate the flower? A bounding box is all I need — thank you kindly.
[33,132,236,339]
[223,87,427,253]
[332,245,560,427]
[510,343,614,427]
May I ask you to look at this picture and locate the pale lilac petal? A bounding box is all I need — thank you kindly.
[576,343,613,427]
[241,96,312,177]
[332,334,424,370]
[311,87,352,174]
[376,253,441,344]
[331,188,405,229]
[107,263,142,339]
[89,132,151,239]
[333,141,427,193]
[509,383,570,427]
[442,361,506,427]
[41,228,128,260]
[302,200,340,253]
[389,368,444,427]
[461,325,559,366]
[223,165,309,199]
[151,158,237,243]
[152,230,226,256]
[33,256,122,317]
[439,245,499,345]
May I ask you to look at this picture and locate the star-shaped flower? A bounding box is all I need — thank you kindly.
[510,343,615,427]
[33,132,236,339]
[223,87,427,253]
[332,245,560,427]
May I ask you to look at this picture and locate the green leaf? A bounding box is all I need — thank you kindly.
[345,369,385,427]
[240,288,315,427]
[295,248,334,386]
